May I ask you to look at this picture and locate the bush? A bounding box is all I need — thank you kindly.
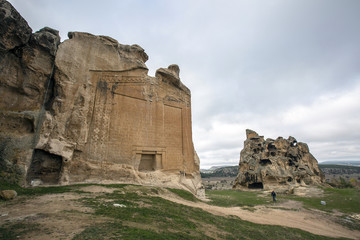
[328,177,353,188]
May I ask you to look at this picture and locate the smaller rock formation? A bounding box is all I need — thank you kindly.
[0,190,17,200]
[233,129,325,192]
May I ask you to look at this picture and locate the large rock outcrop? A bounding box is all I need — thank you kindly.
[0,0,60,184]
[233,129,325,192]
[0,0,203,196]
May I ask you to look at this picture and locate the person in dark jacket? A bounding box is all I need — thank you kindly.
[271,190,276,202]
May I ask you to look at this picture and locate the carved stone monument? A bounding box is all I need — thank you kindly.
[0,0,203,196]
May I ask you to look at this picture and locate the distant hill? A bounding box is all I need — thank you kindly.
[319,164,360,175]
[319,161,360,167]
[200,165,232,173]
[200,162,360,179]
[200,166,238,178]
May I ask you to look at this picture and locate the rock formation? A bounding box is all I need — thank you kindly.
[233,129,325,192]
[0,0,203,197]
[0,190,17,200]
[0,0,60,185]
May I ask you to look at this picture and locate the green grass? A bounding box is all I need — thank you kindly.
[167,188,199,202]
[0,222,40,239]
[282,187,360,213]
[0,181,89,197]
[206,189,269,207]
[73,222,199,240]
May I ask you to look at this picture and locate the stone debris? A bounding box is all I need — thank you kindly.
[351,214,360,221]
[113,203,126,208]
[233,129,325,192]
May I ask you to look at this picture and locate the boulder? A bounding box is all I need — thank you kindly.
[0,190,17,200]
[233,129,325,192]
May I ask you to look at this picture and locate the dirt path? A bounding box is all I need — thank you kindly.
[161,195,360,239]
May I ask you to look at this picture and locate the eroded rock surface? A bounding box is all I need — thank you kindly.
[233,129,325,192]
[0,0,203,196]
[0,0,60,184]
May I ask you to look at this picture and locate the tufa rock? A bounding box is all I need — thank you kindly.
[0,1,203,196]
[0,0,60,186]
[233,129,325,192]
[0,190,17,200]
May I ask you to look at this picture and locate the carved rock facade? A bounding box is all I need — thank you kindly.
[0,0,203,196]
[233,129,325,192]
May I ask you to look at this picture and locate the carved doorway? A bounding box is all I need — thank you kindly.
[138,154,156,171]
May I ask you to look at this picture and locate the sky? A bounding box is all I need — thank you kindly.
[8,0,360,169]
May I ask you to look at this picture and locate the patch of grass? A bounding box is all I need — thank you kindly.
[206,189,269,207]
[99,183,129,189]
[0,222,40,240]
[73,221,208,240]
[241,206,257,212]
[282,187,360,213]
[167,188,198,202]
[335,216,360,231]
[268,206,299,211]
[0,181,90,198]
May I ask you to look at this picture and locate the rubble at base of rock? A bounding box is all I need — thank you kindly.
[233,129,325,192]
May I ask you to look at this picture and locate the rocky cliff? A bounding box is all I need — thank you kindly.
[0,0,203,197]
[0,0,60,184]
[233,129,325,192]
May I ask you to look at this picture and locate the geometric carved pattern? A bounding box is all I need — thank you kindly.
[87,73,147,162]
[88,84,113,160]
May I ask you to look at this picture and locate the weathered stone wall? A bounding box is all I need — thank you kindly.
[233,129,325,192]
[0,0,60,184]
[0,0,203,196]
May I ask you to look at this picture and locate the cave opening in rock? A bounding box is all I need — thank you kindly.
[26,149,63,185]
[259,159,272,166]
[138,154,156,171]
[248,182,263,189]
[267,143,277,151]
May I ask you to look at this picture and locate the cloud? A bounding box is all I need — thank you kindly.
[281,82,360,141]
[195,81,360,168]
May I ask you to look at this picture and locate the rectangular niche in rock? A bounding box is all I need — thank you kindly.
[138,154,156,172]
[27,149,63,185]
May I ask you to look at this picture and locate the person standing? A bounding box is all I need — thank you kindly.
[271,190,276,202]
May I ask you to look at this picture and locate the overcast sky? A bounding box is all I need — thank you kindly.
[9,0,360,169]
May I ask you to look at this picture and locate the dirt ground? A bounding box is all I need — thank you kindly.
[0,186,359,239]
